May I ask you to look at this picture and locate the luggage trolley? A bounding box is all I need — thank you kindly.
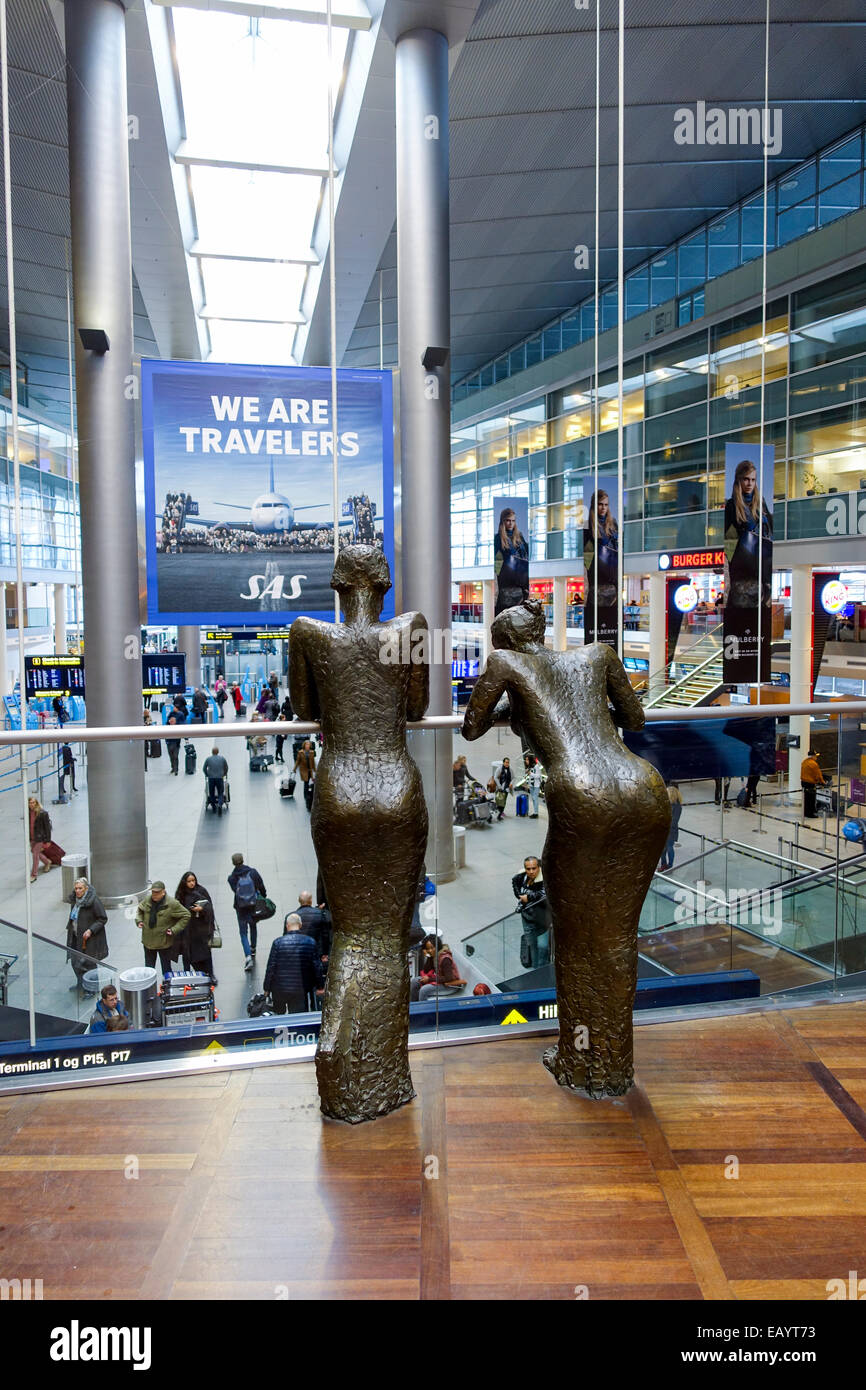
[204,774,231,813]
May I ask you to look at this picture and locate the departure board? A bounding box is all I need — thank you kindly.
[141,653,186,695]
[25,656,86,698]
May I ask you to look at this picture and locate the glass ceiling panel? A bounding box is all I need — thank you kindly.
[207,320,297,367]
[188,165,322,261]
[171,10,348,168]
[200,259,309,320]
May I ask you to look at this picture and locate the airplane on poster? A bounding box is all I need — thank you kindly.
[178,459,340,537]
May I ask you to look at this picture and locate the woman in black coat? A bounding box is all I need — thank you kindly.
[66,878,109,988]
[174,871,216,982]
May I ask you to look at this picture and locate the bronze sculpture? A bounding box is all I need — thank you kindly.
[289,546,428,1123]
[462,599,670,1097]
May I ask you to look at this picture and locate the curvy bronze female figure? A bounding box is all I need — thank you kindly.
[289,546,428,1123]
[463,600,669,1097]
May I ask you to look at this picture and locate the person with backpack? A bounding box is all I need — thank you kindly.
[228,851,267,972]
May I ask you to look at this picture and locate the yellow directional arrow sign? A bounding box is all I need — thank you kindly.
[500,1008,528,1026]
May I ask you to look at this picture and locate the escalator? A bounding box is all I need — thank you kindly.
[641,623,725,710]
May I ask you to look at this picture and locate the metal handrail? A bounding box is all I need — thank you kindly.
[0,698,862,745]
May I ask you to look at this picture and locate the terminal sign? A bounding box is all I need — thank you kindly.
[658,548,724,571]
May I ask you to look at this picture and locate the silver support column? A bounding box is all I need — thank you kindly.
[177,625,201,690]
[53,583,67,654]
[0,587,7,695]
[65,0,147,901]
[396,28,455,883]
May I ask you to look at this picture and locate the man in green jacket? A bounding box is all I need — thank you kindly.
[135,881,190,975]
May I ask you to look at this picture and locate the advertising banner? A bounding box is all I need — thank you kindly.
[811,571,843,698]
[492,495,530,615]
[665,574,701,666]
[625,714,777,784]
[722,443,774,683]
[141,360,394,626]
[583,474,619,648]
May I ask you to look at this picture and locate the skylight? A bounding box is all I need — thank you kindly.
[169,5,353,365]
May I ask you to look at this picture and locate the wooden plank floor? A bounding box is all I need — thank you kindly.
[2,1003,866,1300]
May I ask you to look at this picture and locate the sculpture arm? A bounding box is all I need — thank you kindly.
[604,645,646,732]
[462,656,508,742]
[406,612,430,722]
[288,619,320,722]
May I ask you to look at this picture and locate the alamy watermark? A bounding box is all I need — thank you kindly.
[674,100,782,157]
[673,879,782,936]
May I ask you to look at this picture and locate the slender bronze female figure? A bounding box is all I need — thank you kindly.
[289,546,428,1123]
[463,600,669,1097]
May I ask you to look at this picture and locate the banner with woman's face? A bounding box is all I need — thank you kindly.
[723,444,774,683]
[582,475,619,649]
[492,496,530,616]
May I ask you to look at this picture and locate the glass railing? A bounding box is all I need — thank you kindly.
[0,699,863,1083]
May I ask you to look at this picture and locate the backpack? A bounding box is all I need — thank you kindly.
[235,870,257,908]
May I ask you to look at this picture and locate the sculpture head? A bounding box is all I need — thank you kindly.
[331,544,391,605]
[491,598,545,652]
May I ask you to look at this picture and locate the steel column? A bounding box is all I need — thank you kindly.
[65,0,147,900]
[396,28,454,882]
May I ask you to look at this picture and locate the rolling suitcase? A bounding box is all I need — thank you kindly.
[43,840,65,865]
[736,786,748,808]
[184,741,197,774]
[237,703,247,719]
[516,792,529,817]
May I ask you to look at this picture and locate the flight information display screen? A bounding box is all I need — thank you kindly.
[25,656,86,698]
[141,654,187,695]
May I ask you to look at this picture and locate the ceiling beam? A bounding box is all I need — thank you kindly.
[174,142,331,178]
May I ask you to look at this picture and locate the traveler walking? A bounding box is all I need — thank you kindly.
[202,745,229,814]
[659,783,682,871]
[296,890,331,967]
[525,757,543,818]
[135,881,189,976]
[191,686,208,724]
[263,914,323,1014]
[495,757,512,820]
[800,749,827,818]
[228,851,267,970]
[174,872,217,982]
[512,855,550,968]
[293,738,317,812]
[165,704,183,775]
[231,683,243,717]
[215,675,228,719]
[59,742,77,795]
[28,796,54,881]
[65,877,108,989]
